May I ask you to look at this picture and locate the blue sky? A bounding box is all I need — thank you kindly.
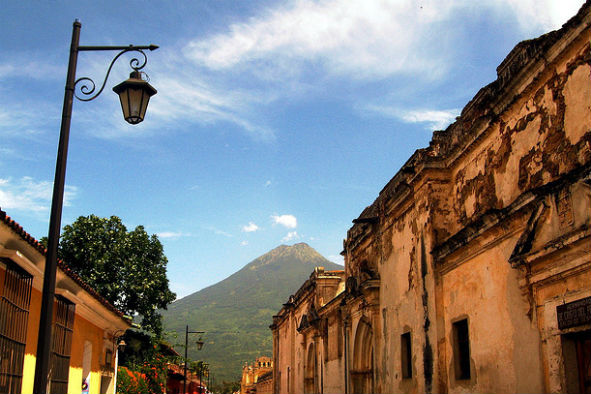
[0,0,584,299]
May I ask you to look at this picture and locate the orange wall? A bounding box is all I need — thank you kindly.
[20,279,41,394]
[7,283,116,394]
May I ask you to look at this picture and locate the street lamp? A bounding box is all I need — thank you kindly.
[112,70,158,124]
[107,330,128,394]
[185,326,205,394]
[34,20,158,394]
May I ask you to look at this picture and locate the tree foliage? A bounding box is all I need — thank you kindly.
[211,380,241,394]
[52,215,176,334]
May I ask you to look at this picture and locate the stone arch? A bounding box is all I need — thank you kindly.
[351,317,374,394]
[304,342,318,394]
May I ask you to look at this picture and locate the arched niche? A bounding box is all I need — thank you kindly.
[351,317,374,394]
[304,342,318,394]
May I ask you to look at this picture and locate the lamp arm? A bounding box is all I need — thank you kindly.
[74,47,149,102]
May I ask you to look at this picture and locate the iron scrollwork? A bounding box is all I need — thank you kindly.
[74,47,149,102]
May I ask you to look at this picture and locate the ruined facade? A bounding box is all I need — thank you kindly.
[271,267,346,394]
[271,2,591,393]
[241,356,274,394]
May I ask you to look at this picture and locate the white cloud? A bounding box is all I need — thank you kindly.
[328,254,345,266]
[242,222,260,232]
[215,229,233,237]
[185,0,582,81]
[399,109,459,130]
[0,176,77,213]
[37,0,581,141]
[58,50,277,142]
[157,231,192,239]
[1,0,580,142]
[501,0,584,31]
[185,0,452,79]
[264,180,272,187]
[204,226,233,237]
[241,240,249,246]
[282,231,299,242]
[107,48,278,142]
[366,105,459,130]
[272,214,297,229]
[0,58,63,82]
[147,72,275,140]
[0,104,57,138]
[161,0,586,138]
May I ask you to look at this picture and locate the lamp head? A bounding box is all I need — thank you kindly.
[117,339,127,352]
[112,71,157,125]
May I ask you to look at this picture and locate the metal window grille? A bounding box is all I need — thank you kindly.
[0,258,33,394]
[49,296,75,394]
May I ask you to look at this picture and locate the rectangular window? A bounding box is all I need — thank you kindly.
[401,332,412,379]
[50,296,76,394]
[453,319,471,380]
[0,258,33,394]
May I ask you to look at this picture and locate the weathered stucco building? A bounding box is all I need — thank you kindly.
[271,2,591,393]
[241,356,274,394]
[271,268,346,394]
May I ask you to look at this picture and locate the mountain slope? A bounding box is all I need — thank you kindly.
[161,243,343,383]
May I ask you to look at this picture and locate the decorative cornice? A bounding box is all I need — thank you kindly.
[433,163,591,263]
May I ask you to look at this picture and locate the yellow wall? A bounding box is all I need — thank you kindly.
[68,312,112,394]
[2,282,115,394]
[21,286,42,394]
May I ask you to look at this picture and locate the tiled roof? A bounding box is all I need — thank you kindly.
[0,208,129,321]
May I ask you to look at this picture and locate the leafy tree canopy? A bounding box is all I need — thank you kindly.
[47,215,176,334]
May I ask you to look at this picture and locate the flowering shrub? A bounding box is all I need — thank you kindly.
[117,354,167,394]
[117,367,149,394]
[141,352,168,394]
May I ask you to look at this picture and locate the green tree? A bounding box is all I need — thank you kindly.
[212,380,240,394]
[49,215,176,334]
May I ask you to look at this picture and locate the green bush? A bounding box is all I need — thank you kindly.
[117,354,167,394]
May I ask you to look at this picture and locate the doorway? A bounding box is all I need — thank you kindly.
[562,330,591,394]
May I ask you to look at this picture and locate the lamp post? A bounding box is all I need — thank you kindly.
[34,20,157,394]
[109,330,128,394]
[184,326,205,394]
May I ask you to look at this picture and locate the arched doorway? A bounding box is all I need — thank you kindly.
[304,342,317,394]
[351,318,374,394]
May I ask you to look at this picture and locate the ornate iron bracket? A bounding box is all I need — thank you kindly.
[74,44,157,102]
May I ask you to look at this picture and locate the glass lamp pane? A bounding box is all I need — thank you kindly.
[117,89,130,120]
[127,88,144,124]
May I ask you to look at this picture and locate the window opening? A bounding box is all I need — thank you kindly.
[453,319,471,380]
[401,332,412,379]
